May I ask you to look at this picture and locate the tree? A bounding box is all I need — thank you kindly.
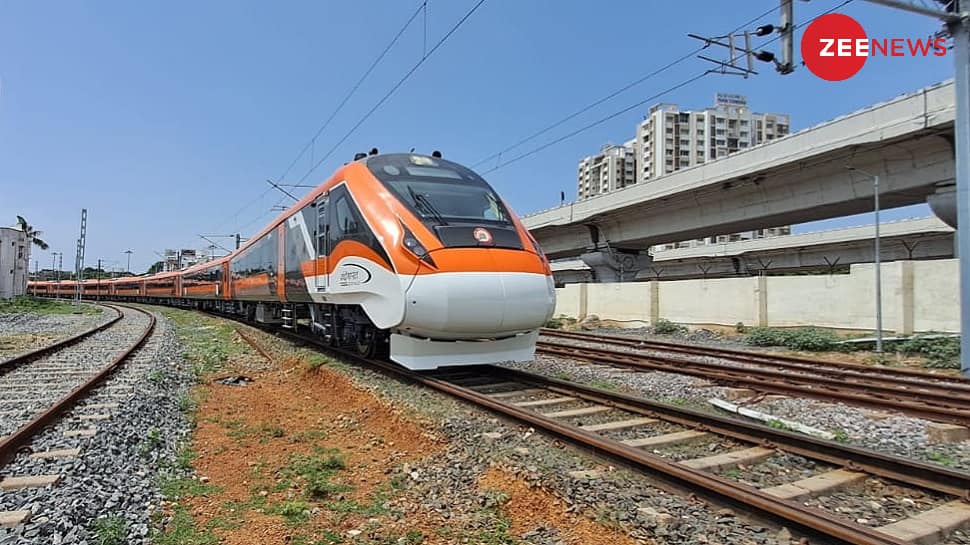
[15,216,49,250]
[147,261,164,274]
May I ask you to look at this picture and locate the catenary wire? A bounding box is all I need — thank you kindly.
[480,0,855,175]
[470,3,784,169]
[293,0,487,186]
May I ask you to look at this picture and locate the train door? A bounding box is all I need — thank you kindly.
[314,195,329,292]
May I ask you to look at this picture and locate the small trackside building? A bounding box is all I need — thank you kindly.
[0,227,29,299]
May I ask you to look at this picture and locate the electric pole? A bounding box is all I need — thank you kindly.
[125,249,133,274]
[855,1,970,374]
[73,208,87,309]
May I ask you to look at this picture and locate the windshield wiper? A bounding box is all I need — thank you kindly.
[408,186,448,226]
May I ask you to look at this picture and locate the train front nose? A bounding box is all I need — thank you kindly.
[400,252,555,340]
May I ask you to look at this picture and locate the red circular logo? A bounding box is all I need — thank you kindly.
[801,13,868,81]
[473,227,493,244]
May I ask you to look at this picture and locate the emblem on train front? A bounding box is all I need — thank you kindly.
[473,227,493,245]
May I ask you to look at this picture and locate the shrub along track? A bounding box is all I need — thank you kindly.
[538,328,970,426]
[228,322,970,545]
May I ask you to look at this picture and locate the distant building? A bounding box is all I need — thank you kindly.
[633,93,790,183]
[0,227,29,299]
[574,93,792,248]
[162,248,217,271]
[577,140,636,200]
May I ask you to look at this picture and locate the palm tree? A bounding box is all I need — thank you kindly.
[16,216,49,250]
[15,216,49,287]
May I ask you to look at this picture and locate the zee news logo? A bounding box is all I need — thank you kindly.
[802,13,948,81]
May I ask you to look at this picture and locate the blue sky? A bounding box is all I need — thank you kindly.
[0,1,955,273]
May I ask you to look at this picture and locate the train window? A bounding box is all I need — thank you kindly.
[332,196,361,238]
[366,154,511,226]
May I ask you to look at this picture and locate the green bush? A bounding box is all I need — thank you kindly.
[653,318,687,335]
[545,315,577,329]
[735,322,747,334]
[745,327,841,352]
[783,328,842,352]
[897,335,960,369]
[744,327,790,347]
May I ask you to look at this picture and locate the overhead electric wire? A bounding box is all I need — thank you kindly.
[275,1,428,185]
[294,0,487,186]
[470,3,783,169]
[206,1,428,237]
[481,0,855,175]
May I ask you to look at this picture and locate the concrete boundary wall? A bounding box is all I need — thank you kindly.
[553,259,958,333]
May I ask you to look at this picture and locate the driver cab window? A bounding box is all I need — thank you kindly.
[332,196,362,239]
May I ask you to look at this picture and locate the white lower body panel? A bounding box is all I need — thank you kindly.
[389,330,539,370]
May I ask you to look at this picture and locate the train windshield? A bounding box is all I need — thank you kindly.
[367,154,512,225]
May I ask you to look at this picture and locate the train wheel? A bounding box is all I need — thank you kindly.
[355,328,378,358]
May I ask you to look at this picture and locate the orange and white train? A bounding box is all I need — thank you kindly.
[29,153,556,370]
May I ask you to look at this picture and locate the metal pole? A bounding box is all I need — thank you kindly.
[874,175,883,354]
[125,249,132,274]
[953,12,970,376]
[97,258,102,301]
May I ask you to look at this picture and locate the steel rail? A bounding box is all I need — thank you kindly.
[542,328,970,387]
[0,303,123,374]
[536,337,970,410]
[0,304,156,466]
[222,319,931,545]
[487,366,970,499]
[537,341,970,426]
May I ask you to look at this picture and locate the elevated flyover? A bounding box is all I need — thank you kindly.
[549,217,954,284]
[524,81,957,281]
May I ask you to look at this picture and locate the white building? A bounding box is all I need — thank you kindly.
[577,140,636,200]
[634,93,790,183]
[0,227,29,299]
[578,93,791,249]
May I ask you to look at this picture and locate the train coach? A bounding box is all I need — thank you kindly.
[29,152,556,370]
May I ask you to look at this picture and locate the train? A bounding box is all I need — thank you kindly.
[28,152,556,370]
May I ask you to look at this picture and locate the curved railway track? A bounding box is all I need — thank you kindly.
[229,321,970,545]
[0,304,156,466]
[538,328,970,426]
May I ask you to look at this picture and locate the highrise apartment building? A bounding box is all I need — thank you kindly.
[576,140,636,200]
[575,93,792,249]
[634,93,789,184]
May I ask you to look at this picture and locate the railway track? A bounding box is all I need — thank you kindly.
[538,329,970,426]
[230,322,970,545]
[0,303,156,527]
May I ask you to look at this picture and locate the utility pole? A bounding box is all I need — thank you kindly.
[96,258,102,301]
[688,0,796,76]
[51,253,57,283]
[73,208,87,309]
[57,253,62,285]
[125,249,133,274]
[855,1,970,374]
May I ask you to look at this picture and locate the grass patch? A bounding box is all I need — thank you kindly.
[745,327,842,352]
[898,335,960,369]
[0,296,99,315]
[475,514,516,545]
[277,448,350,500]
[91,513,128,545]
[588,379,618,391]
[766,419,793,432]
[159,476,221,500]
[928,451,956,467]
[266,499,312,525]
[653,318,688,335]
[156,308,250,377]
[138,427,163,459]
[152,506,219,545]
[832,428,851,443]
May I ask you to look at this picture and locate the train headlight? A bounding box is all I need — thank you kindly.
[400,223,437,267]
